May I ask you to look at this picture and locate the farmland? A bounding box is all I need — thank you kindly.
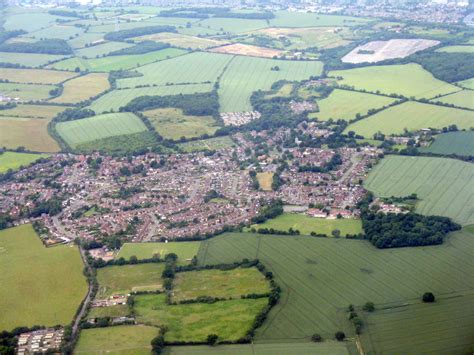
[250,213,363,236]
[432,89,474,110]
[75,41,134,58]
[269,11,369,27]
[178,136,235,152]
[210,43,283,58]
[0,68,77,85]
[0,224,87,330]
[457,78,474,89]
[364,155,474,225]
[0,83,54,101]
[345,101,474,137]
[51,73,110,104]
[0,104,65,119]
[436,45,474,53]
[0,52,67,67]
[133,32,227,50]
[117,241,201,263]
[420,131,474,157]
[0,151,48,173]
[56,112,148,147]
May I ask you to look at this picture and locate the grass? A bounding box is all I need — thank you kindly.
[0,224,87,330]
[269,11,369,27]
[133,32,226,50]
[0,82,53,101]
[51,73,110,104]
[197,229,474,348]
[75,41,134,58]
[264,83,294,99]
[420,131,474,157]
[0,151,48,173]
[134,294,267,342]
[178,136,235,152]
[344,101,474,137]
[117,242,200,264]
[0,68,77,84]
[96,263,165,298]
[256,172,273,191]
[0,52,67,67]
[56,112,148,147]
[25,24,84,40]
[0,117,60,152]
[432,90,474,110]
[309,89,397,121]
[3,12,61,32]
[172,267,270,302]
[75,131,159,154]
[75,325,159,355]
[144,108,218,140]
[364,155,474,225]
[329,63,460,99]
[250,213,363,236]
[219,56,323,112]
[436,45,474,53]
[88,304,130,319]
[0,104,66,119]
[457,78,474,89]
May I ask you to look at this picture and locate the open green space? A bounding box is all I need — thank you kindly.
[364,155,474,225]
[87,304,130,319]
[437,45,474,53]
[432,89,474,110]
[0,52,67,67]
[0,104,66,119]
[178,136,235,152]
[0,151,48,173]
[0,82,53,101]
[0,224,87,330]
[134,32,227,50]
[3,12,61,32]
[117,241,200,264]
[420,131,474,157]
[52,72,110,104]
[457,78,474,89]
[75,41,134,58]
[0,68,77,84]
[345,101,474,137]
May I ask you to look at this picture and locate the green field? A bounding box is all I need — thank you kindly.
[219,56,323,112]
[3,12,61,32]
[0,68,77,84]
[457,78,474,89]
[178,136,235,152]
[0,151,48,173]
[432,89,474,110]
[250,213,363,236]
[364,155,474,225]
[172,268,270,302]
[0,104,66,119]
[269,11,368,27]
[52,73,110,104]
[197,229,474,350]
[134,32,226,50]
[309,89,397,121]
[75,325,159,355]
[117,241,200,263]
[436,45,474,53]
[0,224,87,330]
[135,294,267,342]
[56,112,148,147]
[329,64,460,99]
[74,131,159,154]
[0,52,67,67]
[75,41,134,58]
[88,304,130,319]
[345,101,474,137]
[420,131,474,157]
[0,82,53,101]
[96,263,165,298]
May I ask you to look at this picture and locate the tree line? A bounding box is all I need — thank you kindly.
[0,39,73,55]
[104,25,176,42]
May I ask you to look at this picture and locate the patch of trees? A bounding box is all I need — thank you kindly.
[108,41,170,56]
[0,102,16,110]
[298,153,342,173]
[49,9,85,18]
[0,39,73,55]
[108,70,143,87]
[27,198,63,218]
[104,26,176,42]
[0,30,26,45]
[251,199,283,224]
[54,108,95,122]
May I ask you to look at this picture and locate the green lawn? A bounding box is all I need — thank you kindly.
[0,224,87,330]
[432,90,474,110]
[0,151,48,173]
[117,241,201,264]
[420,131,474,157]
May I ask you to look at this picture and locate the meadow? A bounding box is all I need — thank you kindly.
[309,89,397,121]
[0,224,87,330]
[420,131,474,157]
[178,136,235,152]
[345,101,474,137]
[0,83,53,101]
[51,73,110,104]
[433,89,474,110]
[117,241,201,263]
[0,68,77,84]
[364,155,474,225]
[0,151,48,173]
[0,104,65,119]
[329,64,460,99]
[56,112,148,147]
[96,263,165,298]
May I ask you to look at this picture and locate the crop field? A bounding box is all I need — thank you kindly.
[0,52,67,67]
[256,172,273,191]
[219,56,323,112]
[189,17,269,34]
[0,83,53,101]
[345,101,474,137]
[3,12,61,32]
[0,224,87,330]
[89,83,213,113]
[269,11,369,27]
[436,45,474,53]
[144,108,218,140]
[0,151,48,173]
[51,73,110,104]
[117,241,201,264]
[116,52,232,89]
[134,294,267,342]
[250,213,363,236]
[56,112,148,147]
[75,131,159,154]
[96,263,165,298]
[197,230,474,344]
[309,89,397,121]
[134,32,227,50]
[457,78,474,89]
[329,64,460,99]
[172,268,270,302]
[67,32,105,49]
[0,117,60,152]
[433,90,474,110]
[178,136,235,152]
[210,43,283,58]
[75,325,159,355]
[364,155,474,225]
[75,41,134,58]
[0,104,66,119]
[265,83,293,99]
[420,131,474,157]
[0,68,77,84]
[27,23,84,39]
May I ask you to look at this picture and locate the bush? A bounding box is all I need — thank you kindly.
[363,301,375,312]
[207,334,218,345]
[422,292,435,303]
[335,331,345,341]
[311,333,322,342]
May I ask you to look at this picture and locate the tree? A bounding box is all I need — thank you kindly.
[363,301,375,312]
[335,331,345,341]
[331,229,341,238]
[311,333,322,342]
[151,335,165,354]
[129,255,138,264]
[422,292,435,303]
[207,334,218,345]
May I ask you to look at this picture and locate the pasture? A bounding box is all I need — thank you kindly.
[0,104,65,119]
[250,213,363,236]
[309,89,397,121]
[345,101,474,137]
[75,41,134,58]
[329,63,460,99]
[178,136,235,152]
[256,172,273,191]
[457,78,474,89]
[144,108,218,140]
[219,56,323,112]
[0,224,87,330]
[0,151,48,173]
[0,83,53,101]
[87,304,130,319]
[197,229,474,347]
[420,131,474,157]
[56,112,148,147]
[96,263,165,298]
[117,241,200,264]
[75,325,158,355]
[433,89,474,110]
[51,73,110,104]
[364,155,474,225]
[0,68,77,84]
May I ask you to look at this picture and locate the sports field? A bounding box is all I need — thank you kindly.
[310,89,397,121]
[0,104,66,119]
[436,45,474,53]
[117,241,200,263]
[0,224,87,330]
[345,101,474,137]
[56,112,148,147]
[219,56,323,112]
[0,151,48,173]
[178,136,235,152]
[0,68,77,84]
[0,83,54,101]
[420,131,474,157]
[433,90,474,110]
[364,155,474,225]
[51,73,110,104]
[96,263,165,298]
[329,64,460,99]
